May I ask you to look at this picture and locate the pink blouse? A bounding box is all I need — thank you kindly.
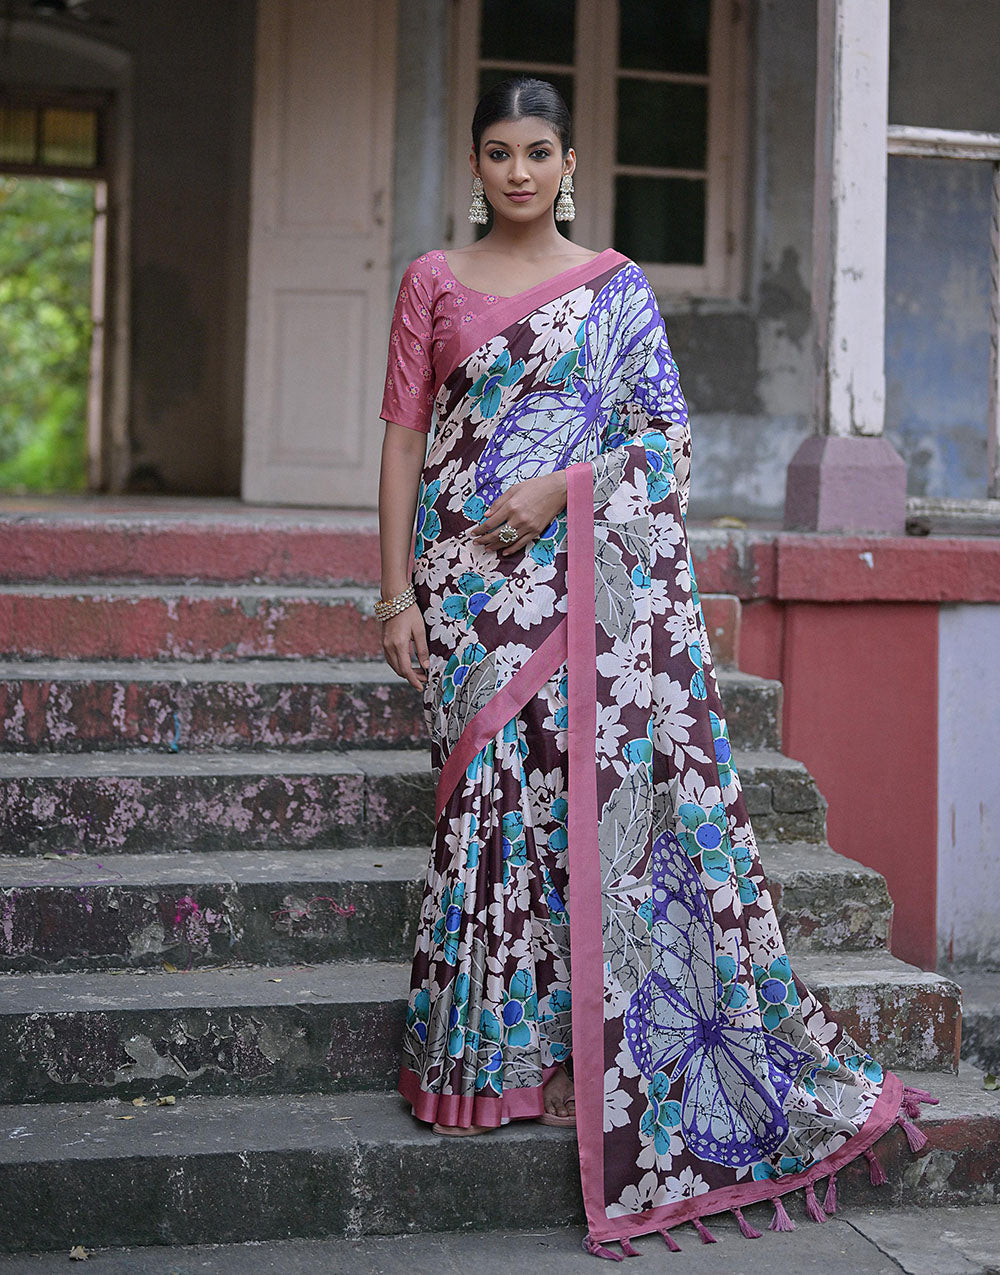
[380,250,502,433]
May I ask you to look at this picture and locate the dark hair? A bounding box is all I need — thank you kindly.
[471,76,572,157]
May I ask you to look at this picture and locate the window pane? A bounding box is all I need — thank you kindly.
[619,0,710,74]
[617,79,707,169]
[0,106,37,165]
[480,0,575,66]
[614,175,705,265]
[478,67,574,117]
[40,108,98,168]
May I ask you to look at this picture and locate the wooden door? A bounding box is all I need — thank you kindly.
[242,0,397,506]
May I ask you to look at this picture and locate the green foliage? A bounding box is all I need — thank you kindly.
[0,176,94,492]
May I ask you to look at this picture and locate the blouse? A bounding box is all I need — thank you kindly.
[379,250,502,434]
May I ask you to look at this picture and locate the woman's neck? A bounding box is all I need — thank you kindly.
[478,219,573,261]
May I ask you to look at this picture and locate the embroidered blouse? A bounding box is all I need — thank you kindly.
[380,250,502,433]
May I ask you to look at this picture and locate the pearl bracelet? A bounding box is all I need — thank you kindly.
[374,583,416,621]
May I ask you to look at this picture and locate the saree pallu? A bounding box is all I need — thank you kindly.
[395,250,930,1254]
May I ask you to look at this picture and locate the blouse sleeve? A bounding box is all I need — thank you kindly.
[380,259,436,433]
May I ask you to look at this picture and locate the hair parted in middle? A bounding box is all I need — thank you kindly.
[471,76,572,157]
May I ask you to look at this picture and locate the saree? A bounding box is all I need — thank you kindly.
[380,248,933,1256]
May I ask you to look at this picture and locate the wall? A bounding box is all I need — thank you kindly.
[937,604,1000,968]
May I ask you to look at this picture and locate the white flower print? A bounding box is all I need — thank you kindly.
[491,569,557,627]
[603,477,648,525]
[465,334,509,382]
[526,285,592,360]
[747,900,785,965]
[649,510,684,563]
[663,599,697,657]
[663,1166,710,1200]
[595,701,628,763]
[651,672,700,764]
[525,765,567,827]
[492,642,534,683]
[595,630,653,709]
[603,1066,633,1131]
[607,1170,660,1219]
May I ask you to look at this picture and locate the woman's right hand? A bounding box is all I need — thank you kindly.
[381,603,429,690]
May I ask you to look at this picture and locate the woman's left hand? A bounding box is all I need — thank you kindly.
[470,471,568,556]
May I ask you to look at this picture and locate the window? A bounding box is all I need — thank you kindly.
[0,94,106,177]
[448,0,748,299]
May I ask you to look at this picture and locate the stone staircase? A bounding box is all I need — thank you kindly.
[0,509,997,1257]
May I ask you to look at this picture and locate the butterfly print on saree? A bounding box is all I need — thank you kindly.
[624,829,815,1169]
[474,264,666,504]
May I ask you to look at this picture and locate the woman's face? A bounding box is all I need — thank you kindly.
[471,115,574,225]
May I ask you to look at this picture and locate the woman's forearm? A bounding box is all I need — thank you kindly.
[378,422,427,597]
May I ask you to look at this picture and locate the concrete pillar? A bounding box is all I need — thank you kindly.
[784,0,907,533]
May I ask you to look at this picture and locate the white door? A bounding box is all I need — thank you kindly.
[242,0,397,506]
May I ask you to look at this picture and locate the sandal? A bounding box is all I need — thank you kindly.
[431,1122,492,1136]
[538,1095,576,1128]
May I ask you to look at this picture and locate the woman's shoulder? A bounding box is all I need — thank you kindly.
[400,249,449,287]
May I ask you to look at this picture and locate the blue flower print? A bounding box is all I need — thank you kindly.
[469,349,526,418]
[433,882,465,964]
[474,1006,503,1093]
[441,642,488,706]
[539,987,572,1061]
[464,812,481,871]
[678,800,732,881]
[716,952,750,1011]
[446,971,471,1059]
[529,513,566,566]
[642,430,673,504]
[406,987,430,1045]
[547,318,587,389]
[501,810,527,885]
[752,954,801,1031]
[710,710,735,788]
[443,571,505,627]
[841,1052,883,1084]
[687,637,707,700]
[541,866,568,925]
[414,478,442,559]
[548,795,569,853]
[462,493,488,524]
[501,969,538,1048]
[731,840,760,904]
[639,1070,682,1155]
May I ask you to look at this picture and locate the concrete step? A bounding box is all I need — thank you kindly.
[0,847,426,972]
[0,1068,996,1253]
[791,949,961,1074]
[0,841,888,975]
[0,661,780,754]
[0,660,426,754]
[0,960,408,1105]
[955,967,1000,1074]
[0,583,385,662]
[0,747,821,856]
[0,949,959,1106]
[9,1208,1000,1275]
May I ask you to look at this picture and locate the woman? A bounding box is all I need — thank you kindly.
[376,76,933,1259]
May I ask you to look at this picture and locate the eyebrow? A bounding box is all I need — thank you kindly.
[483,137,555,148]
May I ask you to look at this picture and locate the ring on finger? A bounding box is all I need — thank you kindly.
[497,522,518,545]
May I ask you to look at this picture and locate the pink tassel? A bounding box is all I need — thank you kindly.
[733,1206,763,1238]
[583,1234,623,1262]
[902,1086,938,1121]
[618,1237,640,1258]
[823,1172,838,1215]
[897,1113,928,1152]
[864,1147,888,1185]
[768,1197,796,1231]
[659,1229,681,1252]
[903,1085,936,1104]
[804,1181,827,1224]
[691,1217,717,1244]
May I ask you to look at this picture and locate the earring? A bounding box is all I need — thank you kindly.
[555,173,576,222]
[468,176,489,225]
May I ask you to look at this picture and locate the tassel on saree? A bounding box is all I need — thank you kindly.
[659,1229,681,1252]
[804,1181,827,1224]
[897,1112,929,1152]
[733,1206,763,1238]
[864,1146,888,1185]
[823,1172,838,1215]
[691,1217,717,1244]
[583,1234,623,1262]
[768,1196,796,1231]
[617,1237,640,1257]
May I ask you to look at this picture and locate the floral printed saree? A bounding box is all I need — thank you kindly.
[381,248,932,1256]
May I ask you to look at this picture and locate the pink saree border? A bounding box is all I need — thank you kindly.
[399,1060,563,1128]
[561,459,908,1247]
[564,461,610,1235]
[434,617,568,823]
[437,249,629,392]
